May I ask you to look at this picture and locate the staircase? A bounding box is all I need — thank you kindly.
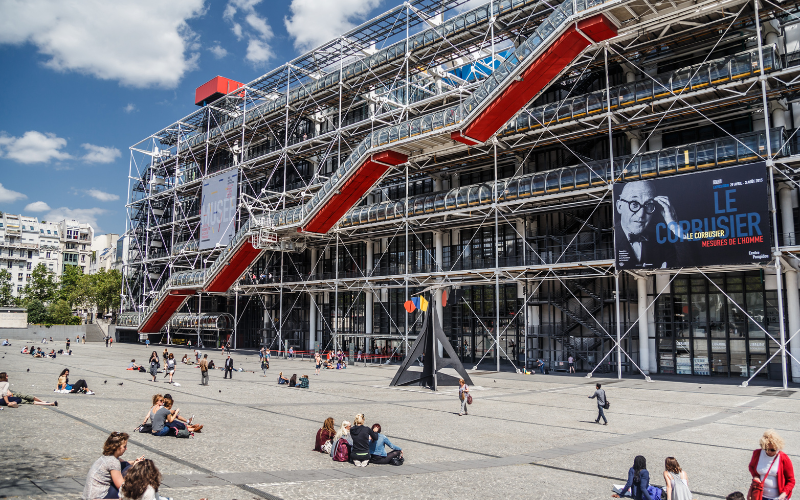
[84,324,106,343]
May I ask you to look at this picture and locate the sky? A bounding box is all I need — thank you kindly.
[0,0,434,236]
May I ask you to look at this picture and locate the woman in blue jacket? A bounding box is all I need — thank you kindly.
[613,456,653,500]
[368,423,403,464]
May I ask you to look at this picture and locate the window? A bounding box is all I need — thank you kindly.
[47,230,51,234]
[81,266,85,273]
[6,262,10,268]
[26,274,30,281]
[48,263,53,270]
[8,249,13,257]
[17,273,22,281]
[81,255,85,263]
[82,244,86,250]
[29,226,34,230]
[40,229,43,233]
[28,250,32,258]
[67,230,72,237]
[26,262,31,270]
[17,286,21,292]
[46,252,50,258]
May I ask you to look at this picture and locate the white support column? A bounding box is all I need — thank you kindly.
[636,275,650,374]
[785,265,800,383]
[434,230,444,357]
[780,183,795,247]
[309,247,318,352]
[365,241,374,347]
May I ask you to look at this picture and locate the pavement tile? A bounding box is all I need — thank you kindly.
[0,479,45,496]
[31,477,83,494]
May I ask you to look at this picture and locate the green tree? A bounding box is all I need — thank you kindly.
[59,265,84,305]
[26,299,49,324]
[22,264,58,304]
[0,269,15,307]
[94,269,122,315]
[48,299,80,325]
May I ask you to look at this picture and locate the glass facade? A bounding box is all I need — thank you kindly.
[656,271,782,379]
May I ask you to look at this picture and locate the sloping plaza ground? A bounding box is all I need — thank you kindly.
[1,340,798,499]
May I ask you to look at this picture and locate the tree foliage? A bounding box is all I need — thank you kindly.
[0,269,15,307]
[22,264,58,303]
[48,299,80,325]
[26,299,48,324]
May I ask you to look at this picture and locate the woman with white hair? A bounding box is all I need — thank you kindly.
[748,429,795,500]
[330,421,352,461]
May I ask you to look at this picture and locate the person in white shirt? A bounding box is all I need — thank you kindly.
[0,372,57,407]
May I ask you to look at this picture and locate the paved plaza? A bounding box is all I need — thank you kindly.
[1,340,798,499]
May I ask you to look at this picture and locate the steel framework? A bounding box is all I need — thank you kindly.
[123,0,800,386]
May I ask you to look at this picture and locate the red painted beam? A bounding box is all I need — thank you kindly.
[204,241,263,292]
[453,14,616,145]
[304,151,407,234]
[139,290,196,333]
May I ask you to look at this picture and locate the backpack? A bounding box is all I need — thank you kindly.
[647,485,662,500]
[333,439,350,462]
[174,428,191,438]
[138,423,152,433]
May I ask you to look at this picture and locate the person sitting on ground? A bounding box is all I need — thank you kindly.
[208,359,215,370]
[119,458,162,500]
[297,374,309,388]
[82,431,144,500]
[613,455,653,500]
[0,372,57,407]
[21,346,28,354]
[181,354,189,365]
[278,372,289,385]
[315,417,336,453]
[57,368,71,391]
[149,398,176,437]
[2,339,9,346]
[57,369,94,394]
[663,456,691,500]
[48,349,57,358]
[288,374,297,387]
[369,423,403,465]
[128,360,141,370]
[138,394,164,431]
[330,421,352,461]
[34,348,43,358]
[349,414,379,467]
[162,396,203,433]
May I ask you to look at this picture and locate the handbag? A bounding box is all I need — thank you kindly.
[321,440,332,454]
[749,453,779,500]
[603,400,610,410]
[138,423,153,433]
[390,456,404,466]
[467,394,473,405]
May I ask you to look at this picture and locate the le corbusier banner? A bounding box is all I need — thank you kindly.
[200,169,238,250]
[613,163,771,269]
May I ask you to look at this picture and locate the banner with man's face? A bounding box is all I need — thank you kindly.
[613,163,771,269]
[200,169,238,250]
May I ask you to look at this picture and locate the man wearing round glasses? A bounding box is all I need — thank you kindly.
[614,180,681,269]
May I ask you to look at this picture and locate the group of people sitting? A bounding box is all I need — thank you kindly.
[55,368,95,394]
[278,372,309,388]
[313,414,403,467]
[83,431,180,500]
[0,372,58,407]
[21,346,70,358]
[138,393,203,438]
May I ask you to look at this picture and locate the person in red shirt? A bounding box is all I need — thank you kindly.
[749,429,795,500]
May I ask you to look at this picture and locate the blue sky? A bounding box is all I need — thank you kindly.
[0,0,412,235]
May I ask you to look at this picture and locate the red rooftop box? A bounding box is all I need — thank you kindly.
[195,76,244,106]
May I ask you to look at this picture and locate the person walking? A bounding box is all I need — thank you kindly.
[66,338,71,351]
[589,383,607,425]
[165,353,176,384]
[748,429,795,500]
[663,457,692,500]
[105,336,110,347]
[458,378,470,416]
[148,351,159,383]
[224,355,234,379]
[568,355,575,373]
[199,354,209,386]
[261,355,269,376]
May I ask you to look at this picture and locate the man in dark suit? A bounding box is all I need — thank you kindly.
[614,180,680,269]
[224,355,234,379]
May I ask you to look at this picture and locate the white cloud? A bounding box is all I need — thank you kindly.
[24,201,51,212]
[86,189,120,202]
[284,0,382,52]
[124,103,137,113]
[0,183,27,203]
[45,207,107,232]
[81,144,121,164]
[209,43,228,59]
[0,0,205,88]
[0,131,71,164]
[224,0,274,64]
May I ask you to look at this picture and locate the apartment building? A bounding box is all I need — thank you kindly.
[90,233,120,274]
[0,213,96,297]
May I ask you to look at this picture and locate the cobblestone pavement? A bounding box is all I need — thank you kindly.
[1,341,798,499]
